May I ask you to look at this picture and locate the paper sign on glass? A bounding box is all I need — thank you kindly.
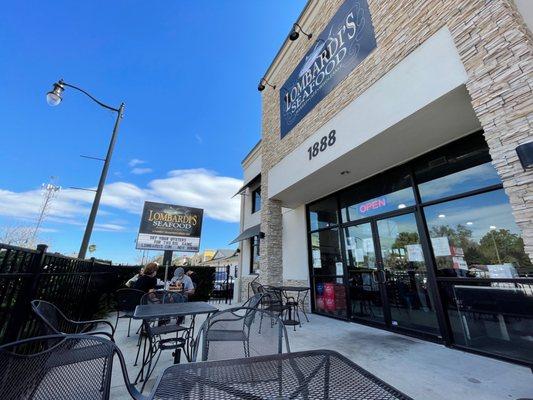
[362,238,374,253]
[335,262,344,275]
[406,244,424,262]
[312,250,322,268]
[431,237,452,256]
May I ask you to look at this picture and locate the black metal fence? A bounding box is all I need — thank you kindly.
[0,243,235,345]
[0,243,117,345]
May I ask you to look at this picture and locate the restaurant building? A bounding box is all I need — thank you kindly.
[234,0,533,368]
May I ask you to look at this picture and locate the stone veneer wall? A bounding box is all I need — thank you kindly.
[259,0,533,285]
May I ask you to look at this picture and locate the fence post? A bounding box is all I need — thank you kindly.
[3,244,47,344]
[79,257,96,320]
[225,264,230,304]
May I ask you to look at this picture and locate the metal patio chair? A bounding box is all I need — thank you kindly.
[0,334,146,400]
[115,288,145,337]
[192,306,290,362]
[135,291,191,391]
[31,300,115,341]
[262,285,292,317]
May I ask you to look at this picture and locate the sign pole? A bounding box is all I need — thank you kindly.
[163,250,173,289]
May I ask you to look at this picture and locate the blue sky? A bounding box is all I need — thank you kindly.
[0,1,306,263]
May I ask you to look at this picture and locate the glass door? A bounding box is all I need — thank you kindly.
[376,213,440,335]
[344,222,385,325]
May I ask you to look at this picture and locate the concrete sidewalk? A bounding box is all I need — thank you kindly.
[110,308,533,399]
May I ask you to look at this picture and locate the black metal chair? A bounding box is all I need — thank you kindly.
[250,279,262,296]
[115,288,145,337]
[0,334,146,400]
[193,306,290,362]
[31,300,115,341]
[135,291,191,391]
[262,285,292,316]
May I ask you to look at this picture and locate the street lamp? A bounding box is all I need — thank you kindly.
[46,79,125,259]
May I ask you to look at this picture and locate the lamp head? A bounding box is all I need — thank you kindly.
[257,81,266,92]
[289,28,300,41]
[46,81,64,106]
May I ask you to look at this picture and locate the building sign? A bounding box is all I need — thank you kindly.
[280,0,376,138]
[136,201,203,252]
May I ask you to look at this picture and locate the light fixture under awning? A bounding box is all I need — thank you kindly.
[233,173,261,197]
[229,224,264,244]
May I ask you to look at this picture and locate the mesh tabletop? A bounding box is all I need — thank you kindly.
[133,302,218,320]
[149,350,413,400]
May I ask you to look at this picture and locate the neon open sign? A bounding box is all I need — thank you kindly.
[359,197,387,214]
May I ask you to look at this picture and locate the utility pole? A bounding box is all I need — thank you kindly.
[31,178,61,246]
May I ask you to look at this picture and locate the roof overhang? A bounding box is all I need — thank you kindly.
[229,224,264,244]
[233,173,261,197]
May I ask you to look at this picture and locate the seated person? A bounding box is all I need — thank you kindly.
[170,267,195,297]
[133,262,159,293]
[125,266,144,287]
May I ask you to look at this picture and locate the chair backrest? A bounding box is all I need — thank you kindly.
[193,307,290,362]
[263,286,283,304]
[242,293,263,310]
[115,288,145,313]
[250,280,262,296]
[31,300,77,335]
[140,290,186,305]
[0,334,143,400]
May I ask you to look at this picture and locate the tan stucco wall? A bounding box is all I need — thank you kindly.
[259,0,533,283]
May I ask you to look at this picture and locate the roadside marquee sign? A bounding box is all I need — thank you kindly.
[136,201,203,252]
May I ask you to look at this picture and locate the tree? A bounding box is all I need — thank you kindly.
[0,226,38,248]
[478,229,533,273]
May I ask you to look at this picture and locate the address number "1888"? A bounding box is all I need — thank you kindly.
[307,130,336,160]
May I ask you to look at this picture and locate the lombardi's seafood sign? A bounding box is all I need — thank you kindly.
[136,201,203,252]
[280,0,376,138]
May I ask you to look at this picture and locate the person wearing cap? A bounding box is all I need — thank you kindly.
[170,267,195,297]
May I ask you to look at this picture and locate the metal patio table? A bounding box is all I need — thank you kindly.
[271,285,311,328]
[148,349,413,399]
[133,302,218,379]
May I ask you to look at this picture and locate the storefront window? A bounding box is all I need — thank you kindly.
[252,187,261,213]
[424,189,533,278]
[310,228,343,276]
[309,197,338,231]
[340,168,415,222]
[250,236,260,273]
[415,134,501,202]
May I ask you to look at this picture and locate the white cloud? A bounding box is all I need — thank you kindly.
[131,167,153,175]
[128,158,145,167]
[0,169,243,229]
[94,223,126,232]
[148,169,242,222]
[195,134,203,144]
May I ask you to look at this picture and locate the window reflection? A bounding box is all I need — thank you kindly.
[340,168,415,223]
[424,190,533,277]
[415,134,501,202]
[310,229,343,276]
[309,197,338,231]
[377,214,439,334]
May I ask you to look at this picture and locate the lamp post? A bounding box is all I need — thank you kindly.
[46,79,125,259]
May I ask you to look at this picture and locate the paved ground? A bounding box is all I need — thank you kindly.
[109,304,533,399]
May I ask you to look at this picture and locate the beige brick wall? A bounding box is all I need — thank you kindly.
[259,0,533,284]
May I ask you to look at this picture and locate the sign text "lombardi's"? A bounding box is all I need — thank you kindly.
[280,0,376,138]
